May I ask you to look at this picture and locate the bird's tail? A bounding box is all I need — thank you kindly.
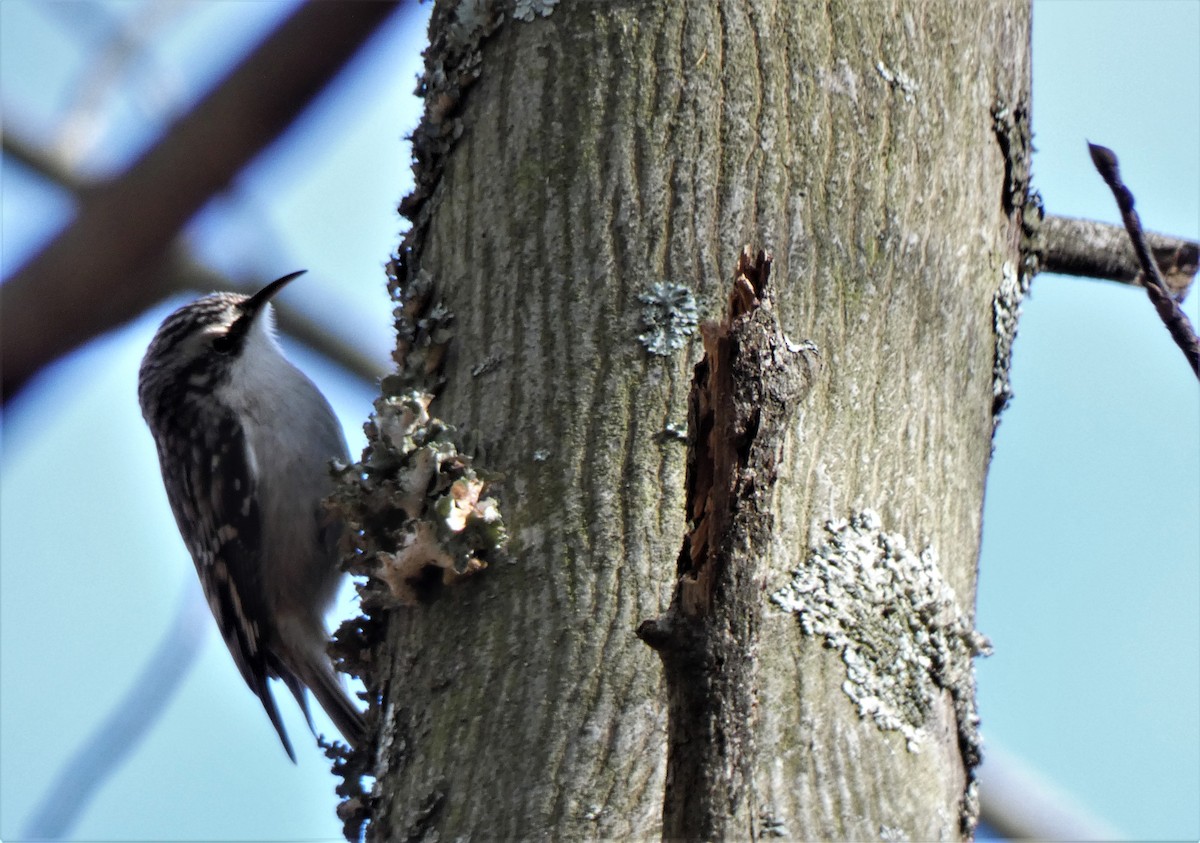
[283,649,366,751]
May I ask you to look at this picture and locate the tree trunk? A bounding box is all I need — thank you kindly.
[342,1,1031,839]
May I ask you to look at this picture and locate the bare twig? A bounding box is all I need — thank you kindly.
[2,126,89,192]
[1041,214,1198,301]
[1088,143,1200,379]
[1,1,402,404]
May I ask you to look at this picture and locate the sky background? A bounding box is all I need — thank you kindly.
[1,1,1197,841]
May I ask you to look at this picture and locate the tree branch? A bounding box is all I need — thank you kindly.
[2,126,88,192]
[1041,214,1198,301]
[978,745,1121,842]
[1,0,402,404]
[1088,143,1200,379]
[3,126,388,385]
[48,1,191,167]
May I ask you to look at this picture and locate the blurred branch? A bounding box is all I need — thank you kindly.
[978,744,1122,841]
[1088,142,1200,379]
[1041,214,1198,301]
[3,126,88,192]
[3,125,388,386]
[51,0,194,166]
[21,582,209,841]
[1,0,402,404]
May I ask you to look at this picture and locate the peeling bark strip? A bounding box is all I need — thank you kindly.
[637,248,818,841]
[1088,143,1200,379]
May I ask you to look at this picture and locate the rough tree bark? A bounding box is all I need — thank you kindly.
[335,1,1032,839]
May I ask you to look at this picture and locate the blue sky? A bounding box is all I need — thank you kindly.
[1,2,1197,840]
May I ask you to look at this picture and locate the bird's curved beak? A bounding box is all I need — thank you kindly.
[240,270,307,322]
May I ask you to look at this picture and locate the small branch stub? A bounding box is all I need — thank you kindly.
[637,247,818,840]
[1040,215,1198,301]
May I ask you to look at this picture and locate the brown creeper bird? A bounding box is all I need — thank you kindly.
[138,271,364,760]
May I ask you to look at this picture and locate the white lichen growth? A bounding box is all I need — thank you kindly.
[638,281,699,357]
[513,0,558,22]
[992,260,1029,417]
[771,510,990,752]
[875,60,919,103]
[661,422,688,442]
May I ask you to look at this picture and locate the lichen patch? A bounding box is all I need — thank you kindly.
[637,281,699,357]
[771,510,989,751]
[328,390,507,609]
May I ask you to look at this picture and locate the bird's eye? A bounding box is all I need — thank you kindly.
[212,334,235,355]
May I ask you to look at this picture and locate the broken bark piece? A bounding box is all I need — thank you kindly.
[637,246,818,839]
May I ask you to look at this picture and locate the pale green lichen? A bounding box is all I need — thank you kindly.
[390,269,455,394]
[771,509,990,835]
[638,281,699,357]
[875,60,919,103]
[989,97,1040,428]
[660,422,688,442]
[470,352,503,378]
[759,813,791,838]
[771,509,989,750]
[513,0,558,22]
[449,0,496,47]
[992,259,1029,419]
